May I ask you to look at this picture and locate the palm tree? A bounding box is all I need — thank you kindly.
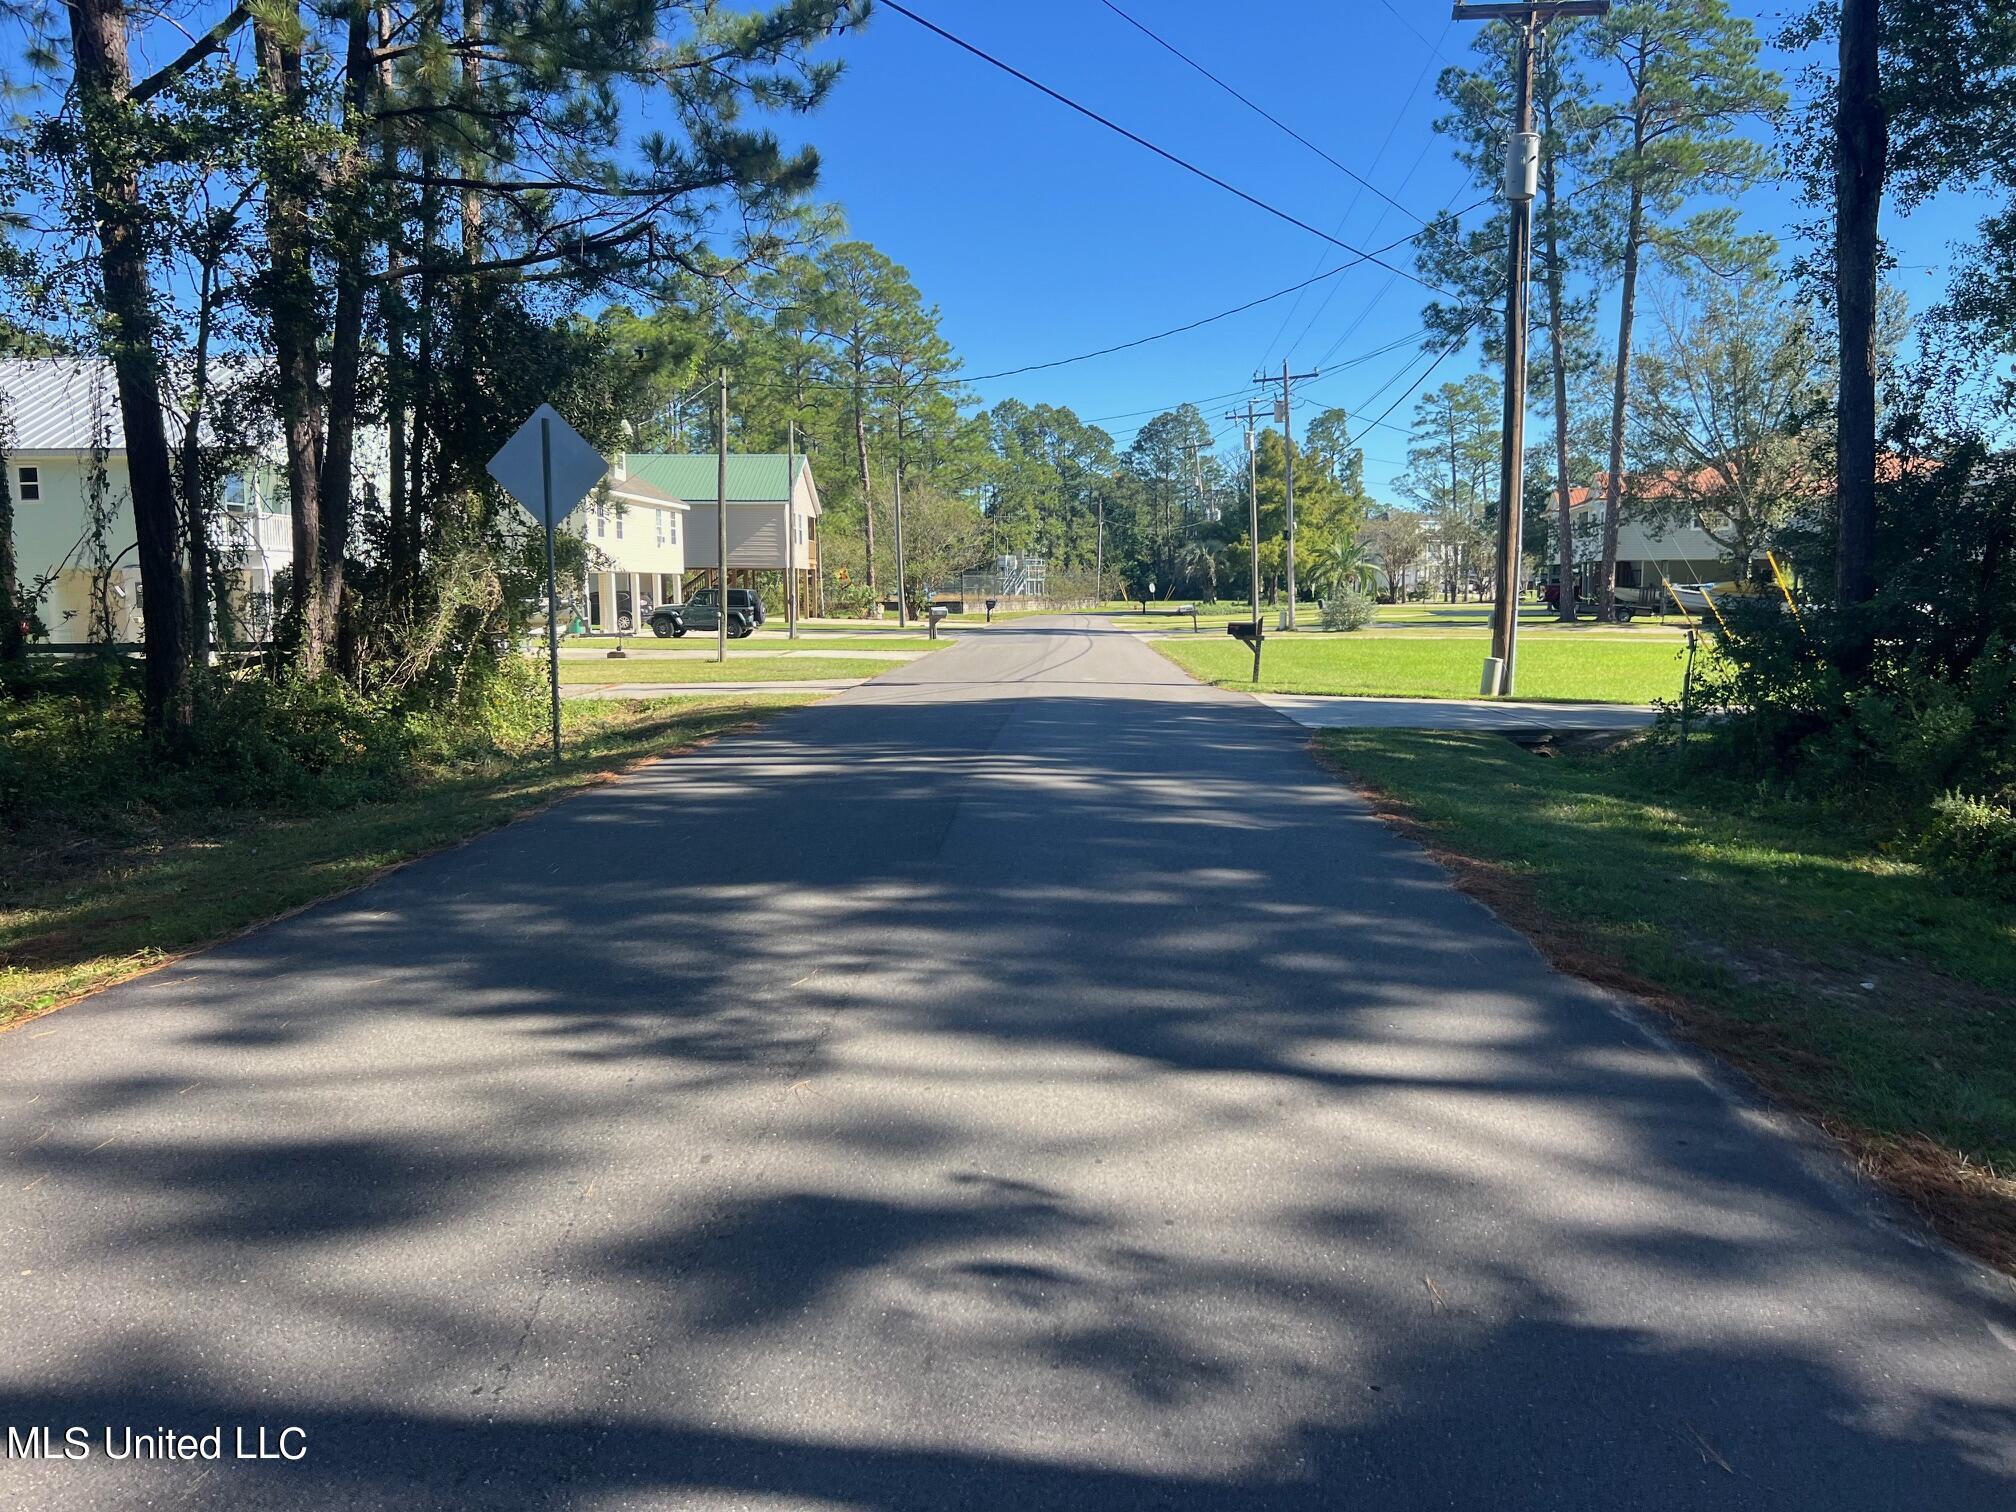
[1309,538,1383,602]
[1176,538,1219,603]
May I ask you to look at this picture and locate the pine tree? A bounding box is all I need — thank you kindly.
[1585,0,1782,619]
[1424,18,1606,619]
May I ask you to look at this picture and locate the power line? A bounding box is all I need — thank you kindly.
[1379,0,1458,64]
[1086,387,1253,426]
[876,0,1460,300]
[1093,0,1426,226]
[1288,136,1468,370]
[1337,294,1504,459]
[1254,15,1457,370]
[957,214,1464,384]
[1100,326,1432,447]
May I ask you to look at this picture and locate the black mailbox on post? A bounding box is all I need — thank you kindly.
[985,597,998,624]
[1226,621,1263,647]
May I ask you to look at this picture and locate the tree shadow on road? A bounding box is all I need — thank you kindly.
[5,692,2014,1509]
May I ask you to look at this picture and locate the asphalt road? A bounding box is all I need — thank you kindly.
[3,617,2012,1510]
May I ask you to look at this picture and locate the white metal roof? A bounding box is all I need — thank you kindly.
[0,358,132,451]
[0,357,276,452]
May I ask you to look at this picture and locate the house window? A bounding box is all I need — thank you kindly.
[655,510,666,547]
[16,465,38,502]
[596,506,606,539]
[221,474,251,512]
[614,507,624,541]
[667,514,678,546]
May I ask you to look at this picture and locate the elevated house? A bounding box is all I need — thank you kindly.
[620,453,821,618]
[1557,455,1933,609]
[575,460,689,632]
[2,357,297,643]
[1561,481,1726,609]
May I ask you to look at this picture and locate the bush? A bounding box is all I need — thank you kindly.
[821,578,880,618]
[1693,422,2016,805]
[1917,791,2016,899]
[1320,588,1378,631]
[0,650,556,835]
[175,674,419,809]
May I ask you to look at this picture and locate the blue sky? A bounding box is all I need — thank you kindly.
[778,0,1984,501]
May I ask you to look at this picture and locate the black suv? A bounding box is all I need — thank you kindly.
[651,588,764,639]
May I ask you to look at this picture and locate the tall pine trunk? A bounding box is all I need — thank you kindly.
[68,0,192,735]
[0,427,18,662]
[1540,110,1577,622]
[319,6,377,674]
[180,247,221,663]
[1834,0,1885,622]
[377,3,411,610]
[257,20,331,672]
[461,0,484,258]
[853,378,876,600]
[409,131,442,592]
[1599,183,1644,622]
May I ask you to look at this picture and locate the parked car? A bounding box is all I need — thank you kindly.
[651,587,764,639]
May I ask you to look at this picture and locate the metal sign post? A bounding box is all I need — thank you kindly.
[716,369,729,665]
[785,419,798,640]
[541,419,560,759]
[487,404,608,761]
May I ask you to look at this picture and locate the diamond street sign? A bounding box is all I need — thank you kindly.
[487,404,607,529]
[489,403,607,765]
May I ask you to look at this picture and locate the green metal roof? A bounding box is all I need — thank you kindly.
[621,453,808,503]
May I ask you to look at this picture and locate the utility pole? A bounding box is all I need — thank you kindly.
[669,380,704,452]
[1255,361,1316,628]
[892,401,908,628]
[785,418,798,640]
[715,367,729,665]
[1226,398,1266,682]
[1179,440,1205,515]
[1095,492,1105,603]
[1455,1,1608,695]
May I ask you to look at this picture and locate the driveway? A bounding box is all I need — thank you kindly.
[2,616,2011,1510]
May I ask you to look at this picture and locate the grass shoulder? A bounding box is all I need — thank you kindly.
[1156,634,1685,704]
[1317,727,2016,1271]
[554,655,907,684]
[1,693,815,1030]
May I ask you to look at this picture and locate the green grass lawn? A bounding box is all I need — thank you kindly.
[1,694,816,1029]
[568,634,949,652]
[555,655,907,684]
[1100,600,1692,637]
[1321,729,2016,1269]
[1155,634,1689,703]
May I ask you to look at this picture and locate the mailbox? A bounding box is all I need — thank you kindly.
[985,597,999,624]
[1227,621,1263,647]
[927,605,950,640]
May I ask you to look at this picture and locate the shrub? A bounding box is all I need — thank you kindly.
[176,674,419,809]
[0,656,549,833]
[1319,588,1378,631]
[1917,791,2016,900]
[1692,422,2016,804]
[822,579,880,618]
